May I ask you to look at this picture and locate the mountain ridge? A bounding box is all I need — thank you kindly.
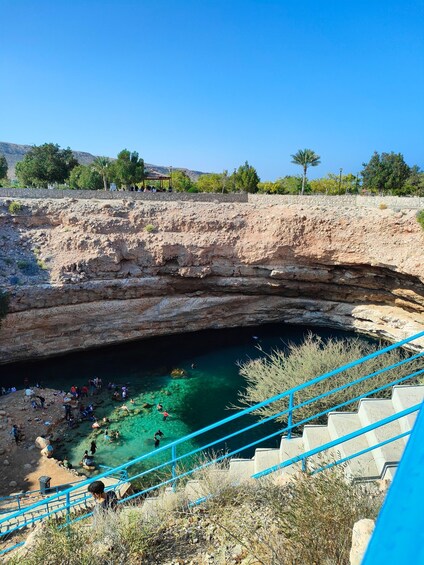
[0,141,206,181]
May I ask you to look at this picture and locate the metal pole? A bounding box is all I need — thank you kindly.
[287,392,294,439]
[171,444,177,492]
[66,491,70,529]
[339,168,343,194]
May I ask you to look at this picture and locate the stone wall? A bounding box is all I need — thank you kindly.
[0,187,248,203]
[248,194,424,209]
[0,188,422,208]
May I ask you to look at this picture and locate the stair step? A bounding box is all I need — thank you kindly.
[391,385,424,433]
[279,437,304,475]
[253,448,280,476]
[185,480,207,502]
[228,459,255,481]
[302,425,339,473]
[327,412,380,478]
[358,399,405,475]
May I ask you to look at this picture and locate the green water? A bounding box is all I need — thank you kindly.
[0,324,371,473]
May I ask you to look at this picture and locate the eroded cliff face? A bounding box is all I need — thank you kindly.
[0,197,423,363]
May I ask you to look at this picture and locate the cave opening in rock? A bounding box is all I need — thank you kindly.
[0,323,377,471]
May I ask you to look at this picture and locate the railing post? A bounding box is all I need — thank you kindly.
[171,444,177,492]
[66,491,71,532]
[17,495,21,511]
[302,458,307,473]
[287,392,294,439]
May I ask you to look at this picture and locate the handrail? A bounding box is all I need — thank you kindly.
[362,401,424,563]
[1,330,423,555]
[251,402,422,479]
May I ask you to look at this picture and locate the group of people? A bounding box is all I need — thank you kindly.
[111,385,129,402]
[70,378,103,399]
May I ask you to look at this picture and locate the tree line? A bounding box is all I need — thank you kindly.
[0,143,423,196]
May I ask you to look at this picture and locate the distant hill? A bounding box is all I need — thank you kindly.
[0,141,206,181]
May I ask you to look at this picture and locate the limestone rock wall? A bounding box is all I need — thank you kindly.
[0,197,423,363]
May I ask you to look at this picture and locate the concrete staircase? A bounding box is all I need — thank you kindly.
[142,385,424,513]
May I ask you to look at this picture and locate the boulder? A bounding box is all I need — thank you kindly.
[35,436,50,449]
[349,518,375,565]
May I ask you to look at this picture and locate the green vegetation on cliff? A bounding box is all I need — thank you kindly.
[0,290,9,325]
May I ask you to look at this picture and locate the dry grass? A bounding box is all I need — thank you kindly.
[7,461,383,565]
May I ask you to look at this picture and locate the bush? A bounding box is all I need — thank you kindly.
[37,258,48,270]
[8,201,23,214]
[379,202,388,209]
[417,210,424,230]
[237,333,421,426]
[144,224,156,233]
[0,290,9,323]
[17,259,38,276]
[8,463,381,565]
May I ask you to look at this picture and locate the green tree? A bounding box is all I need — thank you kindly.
[92,156,111,191]
[171,169,194,192]
[291,149,321,195]
[15,143,78,188]
[69,165,103,190]
[233,161,260,193]
[110,149,145,190]
[0,154,8,180]
[361,151,411,195]
[258,176,303,194]
[196,170,230,193]
[403,166,424,196]
[310,173,359,195]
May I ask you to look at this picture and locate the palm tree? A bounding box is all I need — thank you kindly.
[291,149,321,195]
[92,156,111,191]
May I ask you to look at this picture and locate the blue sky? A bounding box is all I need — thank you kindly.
[1,0,423,180]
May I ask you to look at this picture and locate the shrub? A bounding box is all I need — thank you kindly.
[37,258,48,270]
[379,202,388,209]
[8,463,381,565]
[237,333,421,426]
[417,210,424,230]
[8,201,23,214]
[144,224,156,233]
[17,259,38,276]
[0,290,9,323]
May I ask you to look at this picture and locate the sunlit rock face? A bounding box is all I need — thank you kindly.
[0,197,423,363]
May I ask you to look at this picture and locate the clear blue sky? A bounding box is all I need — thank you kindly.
[1,0,423,180]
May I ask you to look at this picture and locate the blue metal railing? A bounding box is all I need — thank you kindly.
[0,477,90,514]
[362,400,424,564]
[1,330,423,555]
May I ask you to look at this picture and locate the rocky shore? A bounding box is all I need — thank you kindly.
[0,387,82,497]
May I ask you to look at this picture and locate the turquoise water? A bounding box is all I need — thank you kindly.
[0,324,371,473]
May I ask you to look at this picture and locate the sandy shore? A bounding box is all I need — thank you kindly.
[0,387,82,497]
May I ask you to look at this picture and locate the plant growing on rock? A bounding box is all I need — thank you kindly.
[8,201,23,214]
[0,290,9,325]
[144,224,157,233]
